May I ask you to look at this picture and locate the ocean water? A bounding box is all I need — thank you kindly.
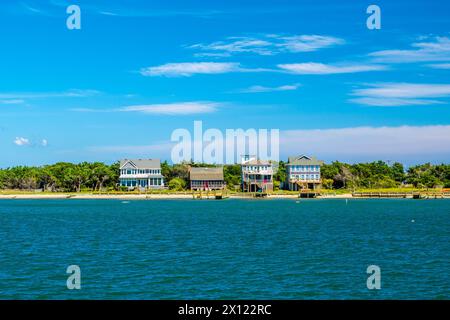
[0,199,448,299]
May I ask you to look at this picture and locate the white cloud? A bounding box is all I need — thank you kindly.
[369,36,450,63]
[281,125,450,160]
[13,137,49,147]
[0,89,100,100]
[72,101,224,115]
[278,62,386,75]
[277,35,345,52]
[350,83,450,106]
[120,102,221,115]
[140,62,251,77]
[14,137,30,146]
[141,61,384,78]
[427,63,450,69]
[189,37,274,56]
[349,97,443,107]
[238,83,301,93]
[193,52,232,58]
[188,34,344,56]
[0,99,25,105]
[90,125,450,163]
[99,11,119,16]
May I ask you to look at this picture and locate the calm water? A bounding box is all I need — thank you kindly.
[0,199,448,299]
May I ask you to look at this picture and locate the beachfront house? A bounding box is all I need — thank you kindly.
[241,155,274,193]
[189,167,225,191]
[119,159,164,189]
[286,155,324,191]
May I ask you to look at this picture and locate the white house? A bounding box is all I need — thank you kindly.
[241,155,274,192]
[119,159,164,189]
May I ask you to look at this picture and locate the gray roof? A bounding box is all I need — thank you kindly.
[120,159,161,169]
[242,159,272,166]
[190,167,224,181]
[287,155,324,166]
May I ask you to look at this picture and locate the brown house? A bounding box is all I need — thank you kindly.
[189,167,225,191]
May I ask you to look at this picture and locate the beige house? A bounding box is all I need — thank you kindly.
[189,167,225,191]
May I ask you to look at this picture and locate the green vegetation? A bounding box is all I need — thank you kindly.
[168,177,186,191]
[0,160,449,193]
[321,161,450,190]
[0,162,119,192]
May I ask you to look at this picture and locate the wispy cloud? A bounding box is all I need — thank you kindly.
[188,34,344,56]
[0,89,100,100]
[427,63,450,69]
[0,99,25,105]
[350,83,450,106]
[237,83,301,93]
[281,125,450,161]
[120,102,221,115]
[142,61,386,77]
[96,8,222,18]
[48,0,222,18]
[140,62,268,77]
[277,35,345,52]
[20,2,44,14]
[369,36,450,63]
[189,37,274,56]
[73,101,222,115]
[278,62,387,75]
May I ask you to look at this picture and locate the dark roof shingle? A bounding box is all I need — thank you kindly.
[190,167,224,181]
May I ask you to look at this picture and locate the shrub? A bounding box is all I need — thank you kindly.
[168,178,186,191]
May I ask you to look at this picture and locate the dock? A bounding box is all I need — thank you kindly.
[192,189,229,200]
[298,190,321,198]
[352,191,449,199]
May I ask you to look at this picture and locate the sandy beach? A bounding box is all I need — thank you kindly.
[1,192,447,200]
[0,193,354,200]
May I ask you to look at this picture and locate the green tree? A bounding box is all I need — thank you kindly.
[168,177,186,191]
[273,160,286,184]
[390,162,405,183]
[224,164,241,190]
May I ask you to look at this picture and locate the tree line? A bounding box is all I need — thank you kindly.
[0,160,449,192]
[319,161,450,189]
[0,162,119,192]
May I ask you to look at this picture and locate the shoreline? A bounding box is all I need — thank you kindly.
[0,193,447,200]
[0,193,351,200]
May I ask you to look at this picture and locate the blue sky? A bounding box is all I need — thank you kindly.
[1,0,450,166]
